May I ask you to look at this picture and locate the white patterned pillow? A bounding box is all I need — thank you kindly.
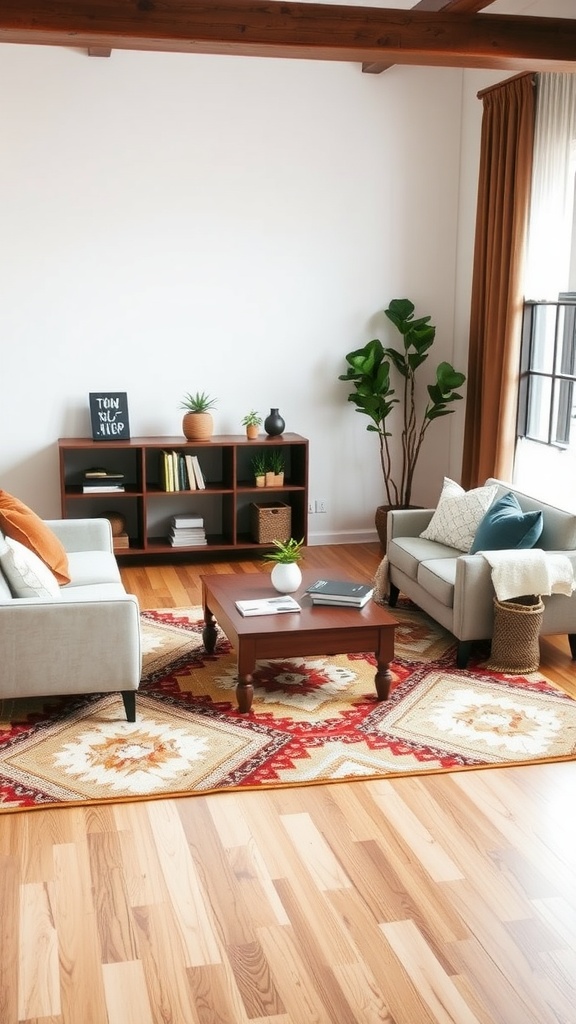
[420,477,498,552]
[0,535,61,598]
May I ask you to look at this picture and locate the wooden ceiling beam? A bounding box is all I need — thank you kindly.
[362,0,493,74]
[0,2,575,73]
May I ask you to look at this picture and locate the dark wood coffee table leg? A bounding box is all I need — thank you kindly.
[202,606,218,653]
[374,659,393,700]
[237,640,257,713]
[374,626,395,700]
[236,675,254,714]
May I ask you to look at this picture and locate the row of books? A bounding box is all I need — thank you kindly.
[161,451,206,492]
[169,513,207,547]
[82,468,125,494]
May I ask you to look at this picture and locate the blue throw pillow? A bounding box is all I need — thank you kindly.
[470,491,543,553]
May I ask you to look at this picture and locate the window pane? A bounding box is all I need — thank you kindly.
[530,305,557,374]
[526,375,552,442]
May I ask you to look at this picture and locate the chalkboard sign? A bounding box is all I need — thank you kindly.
[89,392,130,441]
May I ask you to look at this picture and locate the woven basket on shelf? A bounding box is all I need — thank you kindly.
[250,501,291,544]
[487,594,544,673]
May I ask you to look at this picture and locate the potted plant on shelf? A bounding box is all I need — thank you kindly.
[242,410,262,440]
[262,537,304,593]
[338,298,466,549]
[251,451,267,487]
[268,449,285,486]
[180,391,217,442]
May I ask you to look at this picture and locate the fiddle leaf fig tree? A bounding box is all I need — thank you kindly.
[339,298,466,508]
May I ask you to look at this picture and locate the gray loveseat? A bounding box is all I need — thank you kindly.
[0,518,141,719]
[385,478,576,667]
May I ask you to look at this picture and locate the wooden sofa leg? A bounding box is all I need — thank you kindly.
[388,583,400,607]
[121,691,136,722]
[569,635,576,659]
[457,641,472,669]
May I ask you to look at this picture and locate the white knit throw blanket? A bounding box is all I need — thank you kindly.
[480,548,575,602]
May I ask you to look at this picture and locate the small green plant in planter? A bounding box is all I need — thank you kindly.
[180,391,218,441]
[261,537,304,564]
[242,410,262,440]
[267,449,285,485]
[251,451,268,486]
[262,537,305,593]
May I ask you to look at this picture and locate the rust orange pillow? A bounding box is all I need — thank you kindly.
[0,490,70,585]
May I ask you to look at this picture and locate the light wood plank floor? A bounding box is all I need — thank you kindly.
[1,544,575,1024]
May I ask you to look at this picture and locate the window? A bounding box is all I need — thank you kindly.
[518,296,576,448]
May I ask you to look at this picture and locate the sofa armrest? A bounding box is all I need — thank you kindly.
[44,518,114,554]
[453,553,496,641]
[0,595,141,696]
[388,508,435,541]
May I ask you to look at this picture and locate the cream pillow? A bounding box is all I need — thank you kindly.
[420,477,499,552]
[0,535,61,599]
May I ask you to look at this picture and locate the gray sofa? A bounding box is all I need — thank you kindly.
[0,518,141,719]
[385,478,576,667]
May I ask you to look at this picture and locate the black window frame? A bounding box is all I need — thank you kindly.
[518,295,576,448]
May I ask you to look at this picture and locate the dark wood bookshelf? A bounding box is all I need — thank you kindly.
[58,434,309,558]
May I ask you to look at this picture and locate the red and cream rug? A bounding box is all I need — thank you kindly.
[1,604,575,810]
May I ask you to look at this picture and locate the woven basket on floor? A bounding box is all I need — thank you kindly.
[488,594,544,673]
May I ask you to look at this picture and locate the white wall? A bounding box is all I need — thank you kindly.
[0,43,499,541]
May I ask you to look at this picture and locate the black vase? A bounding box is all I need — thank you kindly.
[264,408,285,436]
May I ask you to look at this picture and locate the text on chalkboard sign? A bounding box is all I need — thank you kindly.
[89,392,130,440]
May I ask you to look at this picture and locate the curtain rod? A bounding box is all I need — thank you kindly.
[477,71,535,100]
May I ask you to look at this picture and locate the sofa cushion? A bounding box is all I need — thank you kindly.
[389,536,459,581]
[417,558,457,608]
[0,535,62,599]
[57,582,129,602]
[420,478,499,552]
[470,491,543,553]
[0,491,71,584]
[63,550,123,588]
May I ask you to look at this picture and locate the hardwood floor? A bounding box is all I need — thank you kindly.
[1,544,575,1024]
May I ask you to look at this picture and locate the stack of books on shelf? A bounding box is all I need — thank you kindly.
[305,579,374,608]
[168,514,207,547]
[82,468,125,493]
[160,451,206,492]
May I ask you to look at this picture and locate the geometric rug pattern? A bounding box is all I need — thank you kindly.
[1,603,575,811]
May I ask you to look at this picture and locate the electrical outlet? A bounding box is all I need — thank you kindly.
[308,501,315,515]
[315,499,328,514]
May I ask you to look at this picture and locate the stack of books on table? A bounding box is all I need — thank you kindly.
[305,579,374,608]
[168,513,207,547]
[82,468,125,493]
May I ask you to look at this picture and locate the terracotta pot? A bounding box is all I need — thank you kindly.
[182,412,213,441]
[246,425,259,440]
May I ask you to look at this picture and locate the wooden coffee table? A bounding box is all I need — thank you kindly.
[200,569,398,713]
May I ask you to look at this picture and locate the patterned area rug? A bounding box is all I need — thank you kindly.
[1,604,575,811]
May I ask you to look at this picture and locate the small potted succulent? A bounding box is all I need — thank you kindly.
[242,410,262,440]
[180,391,217,442]
[262,537,304,593]
[251,451,267,487]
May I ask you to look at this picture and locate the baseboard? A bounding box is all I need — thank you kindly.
[307,528,379,546]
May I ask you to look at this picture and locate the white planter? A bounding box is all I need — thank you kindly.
[271,562,302,594]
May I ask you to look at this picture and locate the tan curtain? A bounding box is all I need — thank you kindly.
[461,73,535,488]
